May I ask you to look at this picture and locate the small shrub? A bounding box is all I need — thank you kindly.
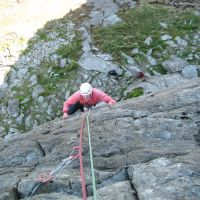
[56,30,82,60]
[153,64,167,75]
[67,60,80,72]
[127,87,144,99]
[37,31,48,41]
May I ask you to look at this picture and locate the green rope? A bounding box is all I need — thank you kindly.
[86,109,97,200]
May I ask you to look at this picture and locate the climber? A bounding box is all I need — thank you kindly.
[62,82,116,119]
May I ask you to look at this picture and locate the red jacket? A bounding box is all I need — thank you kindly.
[63,88,116,113]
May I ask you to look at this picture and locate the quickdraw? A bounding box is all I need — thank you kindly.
[29,146,80,197]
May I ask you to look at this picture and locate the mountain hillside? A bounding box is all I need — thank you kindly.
[0,0,200,136]
[0,1,200,199]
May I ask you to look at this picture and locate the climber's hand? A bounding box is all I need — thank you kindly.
[108,100,116,107]
[63,113,68,120]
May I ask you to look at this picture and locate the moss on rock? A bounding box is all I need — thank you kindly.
[127,87,144,99]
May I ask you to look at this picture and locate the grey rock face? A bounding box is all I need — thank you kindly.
[88,0,119,27]
[144,36,152,46]
[60,58,67,68]
[160,22,168,28]
[115,0,137,8]
[1,0,199,139]
[175,36,188,47]
[182,65,198,79]
[161,35,172,41]
[32,85,45,99]
[165,40,178,48]
[1,2,200,199]
[79,53,121,73]
[103,14,122,26]
[162,55,189,73]
[145,0,200,9]
[0,78,200,199]
[128,154,200,200]
[130,73,187,94]
[7,98,20,117]
[0,188,18,200]
[30,75,38,85]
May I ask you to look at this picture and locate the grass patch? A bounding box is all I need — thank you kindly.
[91,4,200,64]
[21,15,75,55]
[8,25,82,132]
[67,4,92,24]
[56,30,83,59]
[127,87,144,99]
[36,29,83,96]
[152,64,168,74]
[37,30,49,41]
[36,59,80,97]
[11,84,33,113]
[67,60,80,71]
[134,54,148,66]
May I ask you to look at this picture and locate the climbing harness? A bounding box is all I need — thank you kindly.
[29,110,97,200]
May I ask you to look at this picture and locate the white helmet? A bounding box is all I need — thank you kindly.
[80,82,92,96]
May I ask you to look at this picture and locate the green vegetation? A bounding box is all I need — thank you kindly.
[21,27,82,96]
[91,4,200,66]
[67,60,80,71]
[67,4,91,24]
[36,60,80,96]
[134,54,148,66]
[37,30,49,41]
[3,3,200,134]
[35,29,82,96]
[56,30,83,59]
[22,17,83,56]
[153,64,168,75]
[127,87,144,99]
[8,26,83,132]
[12,83,32,103]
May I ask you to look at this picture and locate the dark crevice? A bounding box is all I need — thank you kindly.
[194,129,200,145]
[162,152,189,158]
[143,152,189,164]
[125,168,140,200]
[92,114,149,125]
[36,140,46,157]
[69,180,72,189]
[96,169,129,190]
[195,121,200,127]
[94,101,200,123]
[196,111,200,115]
[16,179,22,200]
